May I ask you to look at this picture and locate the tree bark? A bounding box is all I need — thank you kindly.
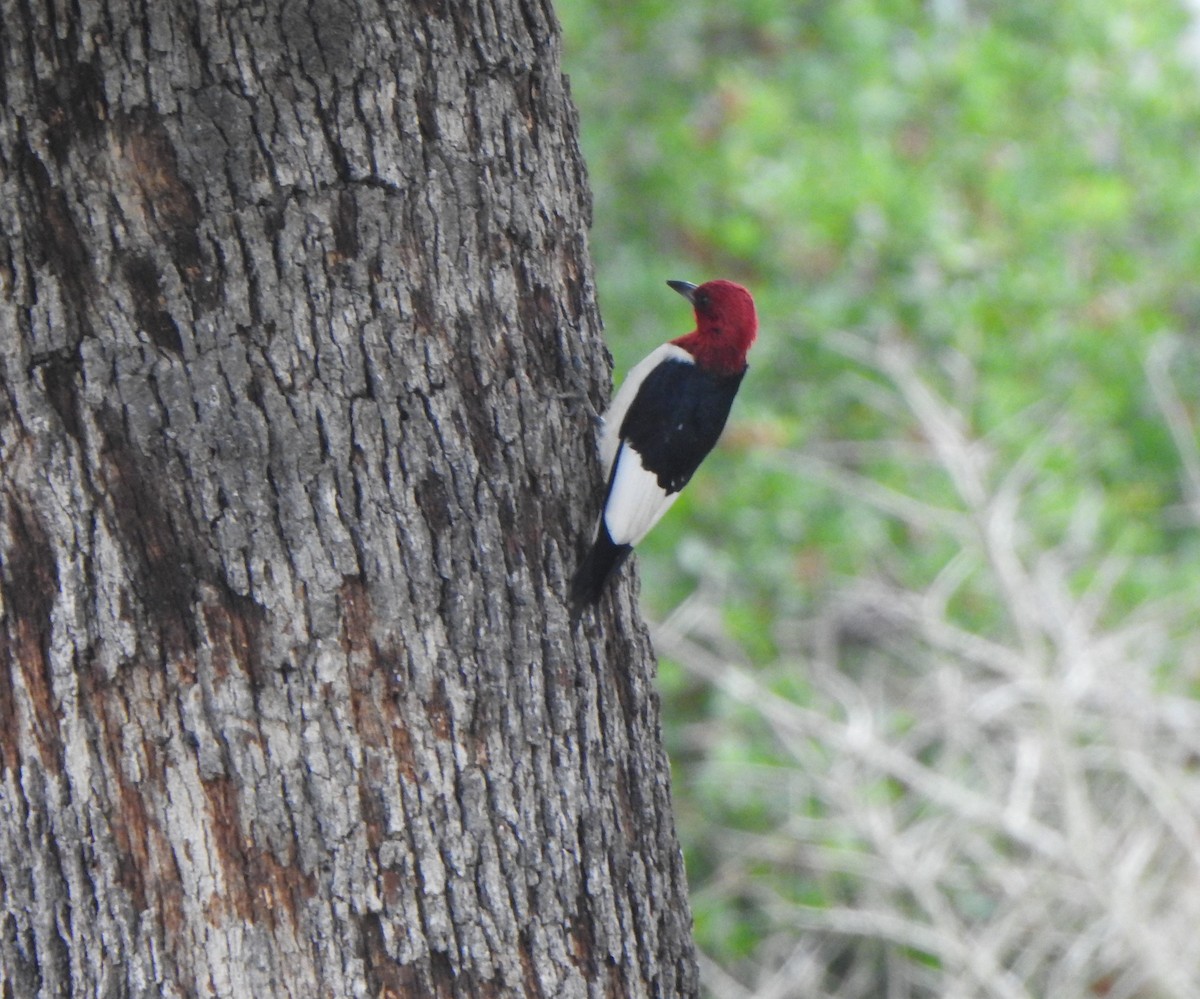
[0,2,697,996]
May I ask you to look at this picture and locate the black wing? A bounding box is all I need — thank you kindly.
[617,358,746,495]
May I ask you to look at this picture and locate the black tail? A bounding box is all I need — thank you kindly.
[570,523,633,614]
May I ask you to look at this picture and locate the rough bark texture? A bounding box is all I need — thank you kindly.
[0,2,697,996]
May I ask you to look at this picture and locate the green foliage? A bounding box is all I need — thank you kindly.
[560,0,1200,993]
[561,0,1200,612]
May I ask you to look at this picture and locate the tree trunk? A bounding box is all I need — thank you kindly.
[0,3,697,996]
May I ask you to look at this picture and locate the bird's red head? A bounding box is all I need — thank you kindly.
[669,279,758,376]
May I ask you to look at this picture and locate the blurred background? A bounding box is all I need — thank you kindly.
[557,2,1200,996]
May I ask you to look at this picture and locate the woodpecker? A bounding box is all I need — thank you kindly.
[571,278,759,610]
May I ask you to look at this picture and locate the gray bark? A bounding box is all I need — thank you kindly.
[0,2,697,996]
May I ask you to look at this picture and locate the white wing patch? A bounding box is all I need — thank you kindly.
[603,441,682,547]
[599,343,694,477]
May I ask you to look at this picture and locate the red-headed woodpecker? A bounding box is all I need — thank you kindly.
[571,278,759,610]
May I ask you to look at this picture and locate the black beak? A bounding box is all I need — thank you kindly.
[667,279,698,303]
